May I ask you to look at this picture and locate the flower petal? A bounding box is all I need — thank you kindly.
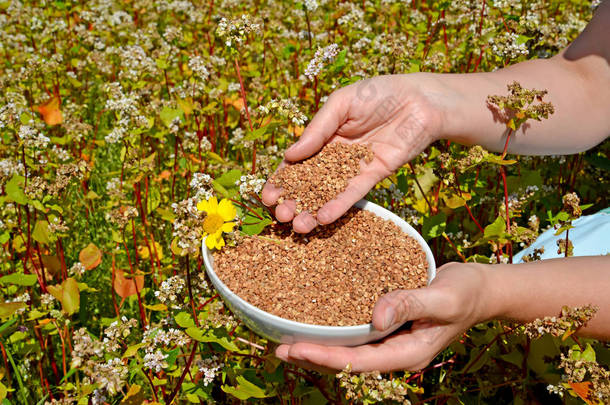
[216,236,225,249]
[205,235,215,250]
[207,196,218,214]
[196,200,209,213]
[221,222,236,233]
[218,198,236,221]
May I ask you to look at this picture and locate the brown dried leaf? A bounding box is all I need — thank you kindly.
[113,269,144,298]
[36,95,63,126]
[79,243,102,270]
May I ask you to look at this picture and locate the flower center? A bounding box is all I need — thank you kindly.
[203,213,224,234]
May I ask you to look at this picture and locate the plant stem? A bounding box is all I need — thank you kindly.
[234,57,256,174]
[166,341,198,405]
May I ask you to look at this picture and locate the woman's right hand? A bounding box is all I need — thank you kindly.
[262,74,454,233]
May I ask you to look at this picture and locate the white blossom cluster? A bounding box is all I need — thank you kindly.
[103,82,147,144]
[190,172,214,201]
[304,0,318,12]
[188,55,210,81]
[489,32,529,59]
[171,196,204,254]
[48,217,69,235]
[18,125,50,149]
[228,127,253,149]
[0,158,24,180]
[215,15,261,48]
[91,389,107,405]
[40,293,56,308]
[69,262,86,277]
[257,98,307,126]
[103,317,138,352]
[51,145,71,162]
[304,44,340,80]
[143,350,169,372]
[108,10,133,26]
[143,327,189,348]
[183,131,212,152]
[106,177,124,199]
[93,357,128,395]
[196,356,224,386]
[117,44,157,80]
[155,275,186,307]
[235,174,265,198]
[337,3,366,28]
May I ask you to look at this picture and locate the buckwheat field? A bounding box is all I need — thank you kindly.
[0,0,608,404]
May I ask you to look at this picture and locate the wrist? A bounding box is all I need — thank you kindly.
[409,73,471,144]
[477,264,515,322]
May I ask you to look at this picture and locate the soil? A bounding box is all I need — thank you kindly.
[213,208,428,326]
[269,142,374,216]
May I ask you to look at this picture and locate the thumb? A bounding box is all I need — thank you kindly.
[372,288,444,331]
[284,88,350,162]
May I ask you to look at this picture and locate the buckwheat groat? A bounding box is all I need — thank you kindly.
[269,142,374,216]
[213,208,428,326]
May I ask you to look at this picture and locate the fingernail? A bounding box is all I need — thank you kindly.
[382,307,396,330]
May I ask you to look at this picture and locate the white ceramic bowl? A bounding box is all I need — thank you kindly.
[202,199,436,346]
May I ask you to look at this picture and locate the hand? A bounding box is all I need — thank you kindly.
[262,74,451,233]
[275,263,494,373]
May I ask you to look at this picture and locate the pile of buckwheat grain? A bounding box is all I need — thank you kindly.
[213,208,428,326]
[269,142,374,216]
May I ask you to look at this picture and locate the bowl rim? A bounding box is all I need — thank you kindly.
[202,199,436,333]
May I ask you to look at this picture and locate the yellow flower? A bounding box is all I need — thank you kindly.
[197,196,236,250]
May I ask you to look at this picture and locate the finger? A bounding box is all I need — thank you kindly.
[284,89,350,162]
[277,329,448,373]
[315,162,385,225]
[261,161,288,206]
[275,200,296,223]
[292,212,318,233]
[372,288,445,331]
[275,345,337,374]
[261,182,282,206]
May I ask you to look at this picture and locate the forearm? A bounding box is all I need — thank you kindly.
[435,2,610,155]
[482,256,610,339]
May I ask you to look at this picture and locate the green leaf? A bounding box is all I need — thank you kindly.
[123,343,144,358]
[160,107,183,128]
[422,213,447,240]
[186,327,240,351]
[215,169,243,188]
[147,186,161,214]
[32,220,51,245]
[241,218,272,236]
[0,273,37,286]
[222,375,271,400]
[62,278,80,315]
[484,154,517,166]
[0,232,8,244]
[413,167,437,200]
[581,343,596,362]
[165,348,180,367]
[484,216,507,240]
[175,312,196,328]
[5,175,28,205]
[329,49,347,74]
[0,303,26,319]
